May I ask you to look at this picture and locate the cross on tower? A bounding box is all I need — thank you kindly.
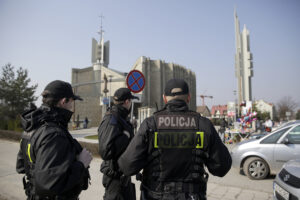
[98,14,105,41]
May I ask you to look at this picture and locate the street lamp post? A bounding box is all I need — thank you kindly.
[108,75,113,108]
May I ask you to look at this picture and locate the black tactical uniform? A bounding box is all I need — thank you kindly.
[16,105,90,200]
[98,88,138,200]
[118,79,232,200]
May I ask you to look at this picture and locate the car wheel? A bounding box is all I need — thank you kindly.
[243,157,269,180]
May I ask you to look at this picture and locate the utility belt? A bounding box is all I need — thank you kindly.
[104,173,131,187]
[27,193,79,200]
[23,176,79,200]
[142,181,206,197]
[28,196,78,200]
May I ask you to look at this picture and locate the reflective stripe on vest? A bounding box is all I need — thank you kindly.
[153,131,204,149]
[27,144,32,163]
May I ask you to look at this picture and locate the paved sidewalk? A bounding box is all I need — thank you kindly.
[70,127,98,143]
[42,128,276,199]
[207,183,273,200]
[0,139,274,200]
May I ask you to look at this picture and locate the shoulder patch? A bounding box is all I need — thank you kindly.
[109,115,118,125]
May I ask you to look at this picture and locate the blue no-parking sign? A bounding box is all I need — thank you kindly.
[126,70,145,93]
[102,97,109,105]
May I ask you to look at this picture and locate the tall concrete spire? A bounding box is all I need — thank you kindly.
[91,15,110,68]
[98,15,105,65]
[234,8,243,109]
[234,9,253,109]
[91,15,111,110]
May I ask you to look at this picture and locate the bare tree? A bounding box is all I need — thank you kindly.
[276,96,298,120]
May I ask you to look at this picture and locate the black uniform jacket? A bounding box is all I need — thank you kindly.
[16,105,88,197]
[98,105,133,161]
[118,100,232,177]
[98,105,135,200]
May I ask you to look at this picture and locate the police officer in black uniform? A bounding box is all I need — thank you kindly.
[118,79,232,200]
[98,88,138,200]
[219,118,228,143]
[16,80,93,200]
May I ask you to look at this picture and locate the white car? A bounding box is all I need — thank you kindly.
[273,159,300,200]
[231,121,300,180]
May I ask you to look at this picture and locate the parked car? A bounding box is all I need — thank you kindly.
[248,132,268,140]
[231,122,300,180]
[273,159,300,200]
[273,120,300,132]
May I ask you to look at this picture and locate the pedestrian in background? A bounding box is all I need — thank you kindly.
[256,120,261,133]
[219,117,228,143]
[131,116,138,134]
[98,88,139,200]
[83,117,89,129]
[118,79,232,200]
[264,118,273,132]
[16,80,92,200]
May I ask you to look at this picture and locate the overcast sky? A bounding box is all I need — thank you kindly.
[1,0,299,109]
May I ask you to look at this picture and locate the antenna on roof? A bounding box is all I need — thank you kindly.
[98,14,105,40]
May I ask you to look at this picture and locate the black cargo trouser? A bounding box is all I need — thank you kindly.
[141,182,207,200]
[103,174,136,200]
[26,195,79,200]
[141,190,206,200]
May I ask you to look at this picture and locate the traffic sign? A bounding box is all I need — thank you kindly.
[126,70,145,93]
[102,97,109,105]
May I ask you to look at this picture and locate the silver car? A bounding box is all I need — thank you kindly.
[231,122,300,180]
[273,159,300,200]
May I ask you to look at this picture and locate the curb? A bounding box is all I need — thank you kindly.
[0,130,100,158]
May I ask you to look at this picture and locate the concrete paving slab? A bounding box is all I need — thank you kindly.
[0,139,274,200]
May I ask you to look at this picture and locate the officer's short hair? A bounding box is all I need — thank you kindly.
[42,90,61,107]
[113,88,139,105]
[165,94,189,102]
[113,99,124,105]
[164,79,189,101]
[42,92,71,107]
[41,80,81,107]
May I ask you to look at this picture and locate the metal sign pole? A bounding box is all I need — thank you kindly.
[130,101,134,122]
[126,70,145,125]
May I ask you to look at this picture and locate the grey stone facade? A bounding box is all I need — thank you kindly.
[71,56,196,128]
[71,65,127,127]
[132,56,196,111]
[72,67,102,127]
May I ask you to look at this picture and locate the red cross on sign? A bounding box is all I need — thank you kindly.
[126,70,145,93]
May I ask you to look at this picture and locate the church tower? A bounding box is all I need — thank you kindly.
[234,8,253,107]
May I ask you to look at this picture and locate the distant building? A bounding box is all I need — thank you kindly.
[211,105,228,119]
[72,66,127,127]
[132,56,196,110]
[71,23,127,127]
[254,100,275,120]
[197,106,211,118]
[234,9,254,108]
[130,56,196,125]
[71,27,196,127]
[72,56,196,128]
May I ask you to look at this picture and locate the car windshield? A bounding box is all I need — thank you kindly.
[260,127,291,144]
[280,120,300,128]
[287,125,300,144]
